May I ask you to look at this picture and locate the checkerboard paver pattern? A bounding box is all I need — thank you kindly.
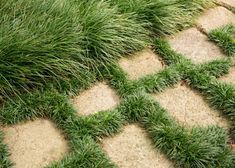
[1,3,235,168]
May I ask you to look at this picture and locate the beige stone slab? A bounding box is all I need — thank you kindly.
[2,119,69,168]
[197,6,235,32]
[119,49,164,80]
[72,82,120,116]
[100,124,174,168]
[152,83,229,128]
[220,0,235,7]
[219,66,235,84]
[169,28,225,64]
[233,57,235,64]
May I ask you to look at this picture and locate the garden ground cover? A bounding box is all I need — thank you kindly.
[1,0,235,168]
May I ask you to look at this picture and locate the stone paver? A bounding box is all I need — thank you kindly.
[197,6,235,32]
[152,83,229,128]
[220,0,235,7]
[219,66,235,84]
[72,82,120,116]
[119,49,164,80]
[100,124,174,168]
[169,28,225,64]
[2,119,68,168]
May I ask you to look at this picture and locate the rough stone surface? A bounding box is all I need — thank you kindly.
[2,119,69,168]
[119,49,164,80]
[100,124,174,168]
[152,83,229,128]
[220,0,235,7]
[197,7,235,32]
[219,67,235,84]
[169,28,225,64]
[72,82,120,116]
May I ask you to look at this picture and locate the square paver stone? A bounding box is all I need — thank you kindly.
[152,83,229,128]
[219,66,235,85]
[220,0,235,7]
[72,82,120,116]
[100,124,174,168]
[168,28,225,64]
[119,49,164,80]
[197,6,235,32]
[1,119,69,168]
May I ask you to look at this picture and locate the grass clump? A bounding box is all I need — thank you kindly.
[0,0,149,101]
[109,0,214,36]
[209,24,235,56]
[75,0,150,63]
[0,131,12,168]
[0,0,87,100]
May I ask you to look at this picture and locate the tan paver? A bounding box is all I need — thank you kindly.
[169,28,225,64]
[2,119,69,168]
[220,0,235,7]
[100,124,174,168]
[72,82,120,116]
[152,83,229,128]
[219,66,235,84]
[119,49,164,80]
[197,6,235,32]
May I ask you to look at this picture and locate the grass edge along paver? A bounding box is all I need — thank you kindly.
[1,0,235,168]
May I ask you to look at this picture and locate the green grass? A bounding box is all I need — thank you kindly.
[109,0,215,36]
[0,0,149,101]
[0,132,12,168]
[208,24,235,56]
[1,65,234,167]
[0,0,216,101]
[1,0,235,167]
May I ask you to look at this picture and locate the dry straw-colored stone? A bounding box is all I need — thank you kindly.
[197,6,235,32]
[219,67,235,85]
[100,124,174,168]
[220,0,235,7]
[169,28,225,64]
[72,82,120,116]
[2,119,69,168]
[119,49,164,80]
[152,83,229,128]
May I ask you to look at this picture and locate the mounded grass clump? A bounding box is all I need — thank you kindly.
[0,0,149,101]
[75,0,150,63]
[109,0,215,36]
[209,24,235,56]
[0,0,88,100]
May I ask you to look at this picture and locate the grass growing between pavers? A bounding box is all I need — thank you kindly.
[154,39,235,135]
[1,0,235,167]
[209,24,235,56]
[0,132,12,168]
[1,51,235,167]
[0,0,215,102]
